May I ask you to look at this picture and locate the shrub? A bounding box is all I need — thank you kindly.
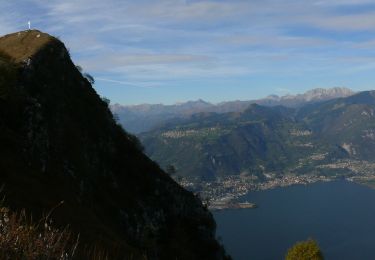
[101,96,110,106]
[74,64,94,84]
[83,73,95,84]
[0,205,78,259]
[285,239,323,260]
[75,65,83,73]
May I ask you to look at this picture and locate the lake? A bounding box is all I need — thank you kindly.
[214,181,375,260]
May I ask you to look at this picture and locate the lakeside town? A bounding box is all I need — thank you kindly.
[175,159,375,210]
[178,174,333,210]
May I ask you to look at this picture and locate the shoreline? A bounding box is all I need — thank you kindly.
[209,179,375,211]
[180,174,375,211]
[184,175,334,211]
[207,180,329,211]
[209,201,257,211]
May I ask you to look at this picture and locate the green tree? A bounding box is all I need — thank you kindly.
[75,65,95,84]
[83,73,95,84]
[101,96,111,106]
[75,65,83,72]
[285,239,323,260]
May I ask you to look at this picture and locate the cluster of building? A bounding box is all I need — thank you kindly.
[161,127,220,139]
[178,174,332,210]
[176,159,375,210]
[318,159,375,175]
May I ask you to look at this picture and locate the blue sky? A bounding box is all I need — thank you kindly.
[2,0,375,105]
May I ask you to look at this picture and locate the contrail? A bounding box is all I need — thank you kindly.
[96,77,153,88]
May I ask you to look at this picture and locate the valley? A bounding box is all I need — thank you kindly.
[4,1,375,259]
[134,90,375,211]
[140,93,375,173]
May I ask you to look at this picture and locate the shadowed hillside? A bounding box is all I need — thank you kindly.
[0,30,228,259]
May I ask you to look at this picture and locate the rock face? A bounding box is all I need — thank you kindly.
[276,87,354,104]
[0,30,228,259]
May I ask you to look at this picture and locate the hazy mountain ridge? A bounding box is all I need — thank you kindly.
[112,87,354,133]
[0,30,228,259]
[140,90,375,180]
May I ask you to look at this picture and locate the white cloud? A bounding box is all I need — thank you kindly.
[314,0,375,6]
[302,12,375,31]
[108,63,253,81]
[79,53,214,71]
[224,34,333,48]
[2,0,375,91]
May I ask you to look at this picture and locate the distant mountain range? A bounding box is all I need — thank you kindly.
[112,87,354,133]
[140,90,375,180]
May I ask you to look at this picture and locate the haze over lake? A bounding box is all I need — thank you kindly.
[214,181,375,260]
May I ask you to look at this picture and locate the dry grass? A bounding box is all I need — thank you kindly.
[0,50,11,62]
[0,202,137,259]
[0,204,78,260]
[0,30,54,63]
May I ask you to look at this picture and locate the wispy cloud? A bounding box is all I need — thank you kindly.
[107,63,253,81]
[80,53,214,70]
[314,0,375,6]
[2,0,375,104]
[224,34,333,48]
[302,12,375,31]
[95,77,155,88]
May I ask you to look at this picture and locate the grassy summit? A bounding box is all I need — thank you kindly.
[0,30,56,63]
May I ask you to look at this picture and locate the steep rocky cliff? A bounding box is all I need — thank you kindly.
[0,30,228,259]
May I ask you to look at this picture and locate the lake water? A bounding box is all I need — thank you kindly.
[214,181,375,260]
